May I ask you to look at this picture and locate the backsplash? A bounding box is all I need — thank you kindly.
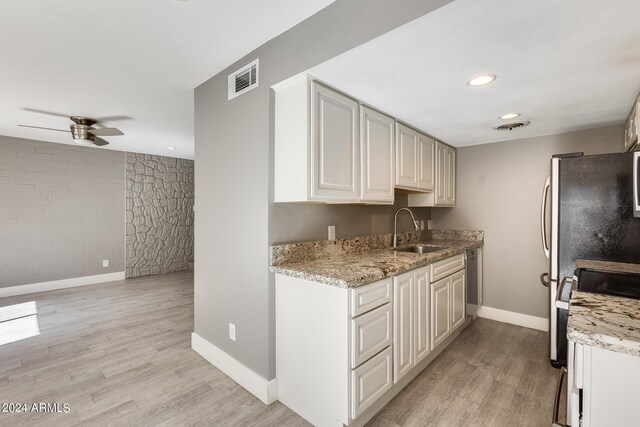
[430,229,484,241]
[270,229,484,266]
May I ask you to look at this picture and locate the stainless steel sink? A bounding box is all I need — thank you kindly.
[395,245,444,254]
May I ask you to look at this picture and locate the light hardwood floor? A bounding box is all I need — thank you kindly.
[0,272,559,426]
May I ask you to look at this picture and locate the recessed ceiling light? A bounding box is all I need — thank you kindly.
[499,113,520,120]
[467,74,496,86]
[168,147,176,150]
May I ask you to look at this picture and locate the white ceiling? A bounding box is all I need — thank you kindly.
[309,0,640,147]
[0,0,335,159]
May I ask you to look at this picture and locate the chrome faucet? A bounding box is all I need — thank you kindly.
[393,208,419,249]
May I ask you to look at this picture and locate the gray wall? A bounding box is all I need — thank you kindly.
[125,153,194,278]
[431,125,623,318]
[0,135,125,288]
[195,0,452,380]
[270,195,430,244]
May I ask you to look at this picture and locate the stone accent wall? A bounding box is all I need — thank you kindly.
[126,153,194,278]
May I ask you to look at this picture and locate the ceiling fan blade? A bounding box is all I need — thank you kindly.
[88,127,124,136]
[95,115,133,122]
[22,108,71,118]
[18,124,70,133]
[92,137,109,147]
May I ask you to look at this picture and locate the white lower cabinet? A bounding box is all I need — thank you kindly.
[567,341,640,427]
[430,257,466,351]
[393,270,414,383]
[351,347,393,419]
[431,276,451,350]
[351,304,392,368]
[393,265,431,383]
[414,267,431,364]
[450,270,466,330]
[276,254,469,426]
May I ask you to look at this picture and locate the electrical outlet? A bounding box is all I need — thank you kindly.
[427,220,433,230]
[328,225,336,241]
[229,323,236,341]
[102,259,109,268]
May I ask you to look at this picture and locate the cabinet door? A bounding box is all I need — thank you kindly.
[393,271,414,383]
[418,134,435,191]
[434,142,447,205]
[360,106,395,203]
[351,347,393,420]
[414,266,430,364]
[430,276,450,350]
[445,146,456,206]
[351,304,392,368]
[395,124,419,189]
[310,82,358,202]
[450,269,466,330]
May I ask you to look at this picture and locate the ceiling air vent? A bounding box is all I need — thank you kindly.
[228,59,259,100]
[495,120,531,131]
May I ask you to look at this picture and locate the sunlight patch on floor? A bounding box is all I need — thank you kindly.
[0,301,40,345]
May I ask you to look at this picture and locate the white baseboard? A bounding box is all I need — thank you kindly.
[477,305,548,332]
[191,332,278,405]
[0,272,126,298]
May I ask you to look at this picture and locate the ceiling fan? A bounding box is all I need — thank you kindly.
[18,109,126,146]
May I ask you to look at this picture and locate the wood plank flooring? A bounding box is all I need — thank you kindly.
[0,272,560,426]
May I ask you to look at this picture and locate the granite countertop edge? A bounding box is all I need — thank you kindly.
[568,291,640,358]
[270,239,483,289]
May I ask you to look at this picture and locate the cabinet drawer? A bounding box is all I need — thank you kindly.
[430,254,464,282]
[351,346,392,420]
[351,303,392,368]
[351,278,392,317]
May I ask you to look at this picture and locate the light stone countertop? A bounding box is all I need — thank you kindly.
[270,232,482,288]
[568,291,640,357]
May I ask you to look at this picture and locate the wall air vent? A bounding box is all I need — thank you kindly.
[495,120,531,131]
[228,59,259,100]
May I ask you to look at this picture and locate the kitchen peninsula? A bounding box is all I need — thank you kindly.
[271,229,483,426]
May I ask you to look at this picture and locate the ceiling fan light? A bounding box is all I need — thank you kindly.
[73,137,93,146]
[467,73,497,86]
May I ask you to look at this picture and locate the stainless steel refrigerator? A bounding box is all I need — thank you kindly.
[540,151,640,368]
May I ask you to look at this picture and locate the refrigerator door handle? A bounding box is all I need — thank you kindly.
[541,175,551,259]
[540,272,550,288]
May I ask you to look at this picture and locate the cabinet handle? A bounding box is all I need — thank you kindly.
[552,367,568,427]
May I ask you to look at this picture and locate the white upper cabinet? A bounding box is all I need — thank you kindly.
[435,142,448,205]
[274,75,455,206]
[311,83,359,201]
[274,77,358,203]
[395,124,419,189]
[395,124,435,192]
[360,106,395,204]
[418,134,435,191]
[408,141,456,207]
[624,95,639,152]
[444,143,456,206]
